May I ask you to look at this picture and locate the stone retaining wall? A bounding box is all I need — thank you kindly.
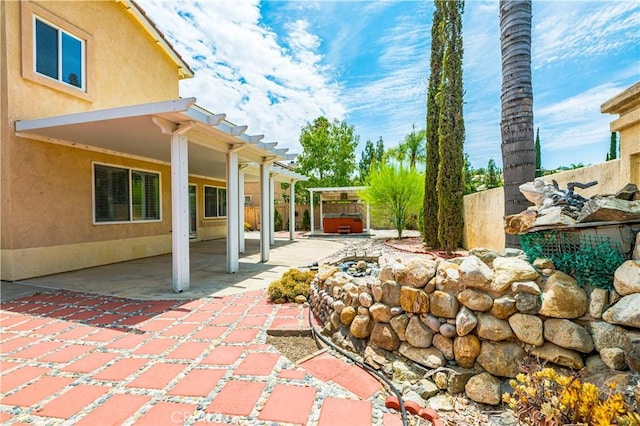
[309,237,640,406]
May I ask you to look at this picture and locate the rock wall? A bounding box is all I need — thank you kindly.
[309,233,640,406]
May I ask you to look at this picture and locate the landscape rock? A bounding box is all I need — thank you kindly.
[432,334,454,360]
[634,232,640,259]
[370,323,400,351]
[454,335,481,368]
[340,306,356,325]
[439,323,457,338]
[508,313,544,346]
[399,343,446,369]
[476,314,514,341]
[588,288,609,319]
[381,280,402,306]
[400,286,430,313]
[392,360,420,382]
[577,197,640,222]
[406,316,433,348]
[600,347,627,370]
[390,314,409,341]
[397,257,438,288]
[359,292,373,307]
[544,319,594,353]
[457,289,493,312]
[430,290,459,318]
[476,341,526,378]
[590,321,629,351]
[350,314,373,339]
[446,367,476,394]
[435,261,463,294]
[424,314,441,333]
[615,183,639,200]
[613,260,640,296]
[531,342,584,369]
[468,248,501,268]
[332,300,346,313]
[511,281,541,295]
[504,209,537,234]
[534,206,576,227]
[465,373,502,405]
[514,293,540,314]
[491,296,517,319]
[416,379,440,399]
[459,255,494,291]
[492,257,540,294]
[602,293,640,328]
[539,272,588,318]
[532,258,554,270]
[317,265,340,282]
[369,303,392,323]
[456,306,478,336]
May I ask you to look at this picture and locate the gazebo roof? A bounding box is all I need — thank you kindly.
[308,186,367,201]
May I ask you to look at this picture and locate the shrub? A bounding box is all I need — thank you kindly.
[503,358,636,426]
[302,210,310,231]
[244,222,253,231]
[267,269,316,303]
[274,210,283,231]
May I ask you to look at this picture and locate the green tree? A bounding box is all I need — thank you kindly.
[463,153,477,195]
[607,132,617,161]
[535,127,542,177]
[375,137,385,164]
[358,139,376,184]
[485,158,502,189]
[500,0,535,248]
[423,0,445,248]
[399,124,426,170]
[359,164,424,239]
[436,0,465,253]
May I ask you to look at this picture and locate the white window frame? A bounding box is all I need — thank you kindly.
[203,185,227,219]
[92,162,162,225]
[33,15,86,91]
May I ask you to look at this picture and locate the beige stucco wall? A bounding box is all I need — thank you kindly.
[188,176,227,242]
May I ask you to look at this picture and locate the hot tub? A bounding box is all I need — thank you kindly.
[322,213,364,233]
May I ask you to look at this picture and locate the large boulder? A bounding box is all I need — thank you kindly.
[396,257,438,288]
[370,323,400,351]
[602,293,640,328]
[491,296,517,319]
[613,260,640,296]
[430,290,459,318]
[465,373,502,406]
[390,314,409,341]
[476,341,526,378]
[531,342,584,369]
[340,306,356,325]
[400,286,430,314]
[491,257,540,294]
[350,314,374,339]
[588,288,609,319]
[590,321,628,351]
[453,335,481,368]
[459,255,494,291]
[508,313,544,346]
[456,306,478,336]
[406,316,434,348]
[435,261,463,294]
[381,280,402,306]
[457,289,493,312]
[369,303,392,323]
[476,314,514,341]
[544,319,594,353]
[468,248,501,268]
[399,343,446,369]
[539,272,588,318]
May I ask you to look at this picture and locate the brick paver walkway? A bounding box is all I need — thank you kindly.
[1,290,403,425]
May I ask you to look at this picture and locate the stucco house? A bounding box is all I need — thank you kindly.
[0,0,305,292]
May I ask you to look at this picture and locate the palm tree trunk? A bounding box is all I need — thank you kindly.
[500,0,535,248]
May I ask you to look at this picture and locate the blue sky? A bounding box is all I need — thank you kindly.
[136,0,639,170]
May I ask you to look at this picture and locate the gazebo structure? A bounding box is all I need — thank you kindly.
[307,186,371,236]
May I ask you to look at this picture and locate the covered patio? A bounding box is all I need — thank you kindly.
[307,186,372,237]
[14,98,307,293]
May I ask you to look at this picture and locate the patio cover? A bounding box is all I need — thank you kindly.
[307,186,370,234]
[15,97,307,292]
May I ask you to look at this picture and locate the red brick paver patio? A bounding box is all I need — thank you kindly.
[1,289,403,425]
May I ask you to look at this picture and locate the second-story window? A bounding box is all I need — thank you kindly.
[34,16,84,89]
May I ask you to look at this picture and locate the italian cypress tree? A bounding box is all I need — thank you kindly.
[608,132,617,161]
[535,127,542,177]
[423,1,445,248]
[436,0,465,253]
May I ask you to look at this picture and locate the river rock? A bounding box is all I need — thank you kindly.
[602,293,640,328]
[371,281,383,302]
[454,335,481,368]
[433,334,454,360]
[369,303,392,323]
[477,341,526,378]
[317,265,339,282]
[406,316,433,348]
[332,300,346,313]
[416,379,440,399]
[340,306,356,325]
[456,306,478,336]
[531,342,584,369]
[512,281,541,295]
[600,347,627,370]
[435,261,463,294]
[613,260,640,296]
[399,343,446,369]
[430,290,459,318]
[359,292,373,308]
[465,373,502,405]
[589,288,609,319]
[379,262,395,282]
[381,280,402,306]
[424,314,441,333]
[390,314,409,341]
[370,323,400,351]
[457,289,493,312]
[492,257,540,294]
[508,313,544,346]
[446,367,476,394]
[544,319,594,353]
[397,257,438,288]
[476,314,514,341]
[350,314,373,339]
[468,248,501,267]
[459,255,494,291]
[491,295,517,319]
[400,286,430,314]
[515,292,540,314]
[532,258,555,269]
[590,321,628,351]
[392,360,421,382]
[539,272,588,318]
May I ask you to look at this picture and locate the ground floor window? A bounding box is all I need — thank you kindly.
[204,186,226,218]
[94,164,160,223]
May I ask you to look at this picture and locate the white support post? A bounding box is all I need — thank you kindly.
[171,131,190,292]
[260,162,271,262]
[319,194,324,231]
[366,201,371,233]
[289,180,296,240]
[238,166,246,253]
[269,176,275,246]
[226,149,239,273]
[309,189,314,234]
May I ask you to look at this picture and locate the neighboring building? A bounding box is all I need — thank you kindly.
[0,1,305,291]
